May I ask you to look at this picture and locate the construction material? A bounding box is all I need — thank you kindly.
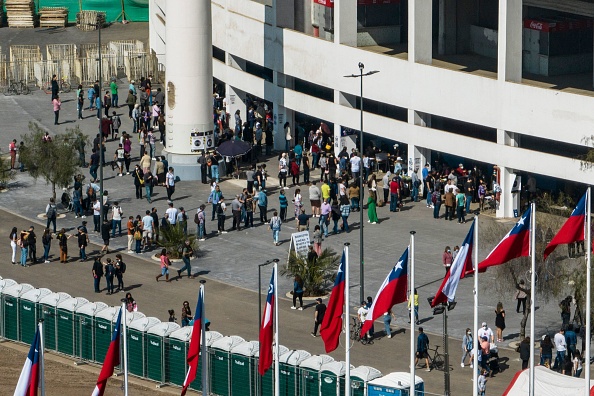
[39,7,68,28]
[76,10,105,31]
[5,0,36,28]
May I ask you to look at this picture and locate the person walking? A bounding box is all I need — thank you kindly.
[291,275,304,310]
[52,95,61,125]
[114,254,126,292]
[495,302,506,342]
[177,240,195,279]
[415,327,431,371]
[269,211,282,246]
[41,228,52,263]
[10,226,18,264]
[156,249,171,282]
[461,328,473,367]
[104,258,116,295]
[165,167,176,202]
[311,298,326,337]
[46,198,58,233]
[92,258,103,293]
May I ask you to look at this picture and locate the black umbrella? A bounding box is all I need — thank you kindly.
[216,139,252,157]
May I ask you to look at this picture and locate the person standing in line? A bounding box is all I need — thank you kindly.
[151,207,160,244]
[216,196,228,234]
[540,334,553,366]
[144,169,154,204]
[92,198,101,232]
[198,152,208,184]
[278,190,288,221]
[312,225,322,256]
[291,275,304,310]
[114,254,126,292]
[52,95,61,125]
[104,258,115,295]
[103,91,111,118]
[196,204,206,241]
[10,226,18,264]
[367,189,379,225]
[456,190,466,223]
[77,226,88,262]
[77,87,84,120]
[231,196,242,231]
[92,258,104,293]
[278,153,289,188]
[177,240,195,279]
[442,246,453,274]
[46,198,57,233]
[165,167,176,202]
[110,78,118,108]
[518,336,531,370]
[461,328,473,367]
[320,199,331,237]
[111,202,123,237]
[156,248,171,282]
[553,328,567,370]
[100,219,111,254]
[56,228,72,263]
[415,327,431,372]
[339,196,351,233]
[41,228,52,264]
[126,216,135,253]
[142,210,154,251]
[257,189,268,223]
[181,301,192,327]
[269,211,282,246]
[311,298,326,337]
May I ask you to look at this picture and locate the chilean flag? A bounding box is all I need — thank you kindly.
[478,207,531,272]
[543,192,586,260]
[360,247,409,337]
[320,252,346,353]
[91,308,122,396]
[181,286,204,395]
[431,221,475,307]
[258,267,275,375]
[14,327,41,396]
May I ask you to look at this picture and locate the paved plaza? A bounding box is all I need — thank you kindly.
[0,23,581,395]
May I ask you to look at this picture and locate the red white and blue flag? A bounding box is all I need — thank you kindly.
[320,251,346,353]
[91,308,122,396]
[14,326,41,396]
[181,286,204,395]
[431,221,475,307]
[543,192,587,260]
[258,267,276,375]
[361,247,409,337]
[478,207,531,272]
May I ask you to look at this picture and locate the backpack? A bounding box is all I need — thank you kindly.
[112,116,121,129]
[194,212,200,224]
[134,229,142,241]
[47,204,57,219]
[119,261,126,274]
[431,191,439,204]
[216,203,224,215]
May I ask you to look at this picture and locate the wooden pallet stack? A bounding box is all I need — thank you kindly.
[39,7,68,28]
[76,10,105,31]
[5,0,36,28]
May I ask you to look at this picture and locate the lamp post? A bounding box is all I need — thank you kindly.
[344,63,379,302]
[428,298,456,396]
[97,18,105,220]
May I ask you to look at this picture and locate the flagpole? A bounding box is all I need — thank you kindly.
[121,302,129,396]
[200,281,208,396]
[410,231,416,396]
[273,259,280,396]
[344,243,351,396]
[38,319,45,396]
[586,187,591,396]
[529,202,536,396]
[473,216,478,396]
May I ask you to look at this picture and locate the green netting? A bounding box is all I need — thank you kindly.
[210,349,230,396]
[94,317,113,364]
[123,0,148,22]
[3,296,19,341]
[128,329,145,377]
[230,355,255,396]
[166,338,187,386]
[146,334,164,382]
[78,314,94,361]
[56,308,76,355]
[36,0,147,23]
[38,0,80,23]
[41,305,57,351]
[19,299,37,344]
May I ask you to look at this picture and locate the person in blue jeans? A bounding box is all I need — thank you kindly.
[77,227,88,262]
[465,177,475,214]
[291,275,304,310]
[389,178,400,212]
[177,240,194,279]
[320,200,331,237]
[340,197,350,233]
[269,211,282,246]
[384,309,395,338]
[42,228,52,263]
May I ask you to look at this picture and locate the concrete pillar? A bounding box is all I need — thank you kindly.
[496,129,519,218]
[408,0,432,64]
[408,109,431,194]
[334,0,357,46]
[164,0,213,180]
[497,0,522,83]
[273,105,294,152]
[438,0,456,55]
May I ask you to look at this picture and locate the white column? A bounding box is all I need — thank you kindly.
[164,0,213,180]
[273,105,293,152]
[408,0,432,64]
[334,0,357,46]
[497,0,522,82]
[496,129,518,218]
[408,109,431,194]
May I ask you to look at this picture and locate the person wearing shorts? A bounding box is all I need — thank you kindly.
[415,327,431,371]
[156,248,171,282]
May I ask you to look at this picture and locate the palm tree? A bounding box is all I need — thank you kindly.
[281,248,340,297]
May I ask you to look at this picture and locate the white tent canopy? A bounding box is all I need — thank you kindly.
[503,366,594,396]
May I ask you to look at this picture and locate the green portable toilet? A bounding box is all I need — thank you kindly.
[56,297,89,356]
[189,330,223,392]
[19,288,52,344]
[166,326,193,387]
[257,344,290,396]
[209,335,246,396]
[0,278,16,338]
[145,322,180,383]
[276,349,310,396]
[230,340,259,396]
[320,361,353,396]
[74,302,109,361]
[94,307,119,364]
[350,366,382,396]
[2,283,34,341]
[127,317,161,378]
[39,292,71,351]
[298,355,335,396]
[367,372,425,396]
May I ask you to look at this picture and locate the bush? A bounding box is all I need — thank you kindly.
[281,248,340,297]
[157,224,197,259]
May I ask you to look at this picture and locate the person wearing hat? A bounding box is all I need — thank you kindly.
[393,156,403,175]
[477,322,494,344]
[311,298,327,337]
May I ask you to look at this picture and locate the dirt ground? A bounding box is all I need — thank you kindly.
[0,343,179,395]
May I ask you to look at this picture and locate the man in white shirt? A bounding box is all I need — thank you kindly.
[92,199,101,232]
[444,179,459,195]
[477,322,494,344]
[165,202,178,226]
[357,301,370,340]
[111,202,123,237]
[553,328,567,370]
[350,154,361,180]
[142,210,154,250]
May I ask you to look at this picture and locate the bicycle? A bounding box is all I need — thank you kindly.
[60,78,71,93]
[427,345,445,370]
[4,80,29,96]
[350,317,374,345]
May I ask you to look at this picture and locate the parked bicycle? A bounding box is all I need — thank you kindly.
[4,80,30,96]
[427,345,445,371]
[350,317,374,345]
[42,77,71,94]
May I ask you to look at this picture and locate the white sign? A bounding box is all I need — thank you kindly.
[290,231,311,256]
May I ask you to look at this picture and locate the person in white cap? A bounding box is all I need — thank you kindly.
[393,156,403,175]
[477,322,494,344]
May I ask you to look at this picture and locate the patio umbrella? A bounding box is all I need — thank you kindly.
[216,139,252,157]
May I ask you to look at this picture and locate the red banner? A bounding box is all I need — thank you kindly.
[313,0,334,8]
[524,18,593,32]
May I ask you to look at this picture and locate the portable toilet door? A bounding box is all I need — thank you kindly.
[94,307,119,364]
[2,283,34,341]
[230,340,259,396]
[320,361,354,396]
[367,372,425,396]
[127,317,161,377]
[145,322,180,383]
[0,279,17,338]
[298,355,335,396]
[18,288,52,344]
[190,330,223,392]
[166,326,192,387]
[277,349,310,396]
[74,302,108,362]
[56,297,89,356]
[39,292,71,351]
[257,344,290,396]
[209,335,246,396]
[350,366,382,396]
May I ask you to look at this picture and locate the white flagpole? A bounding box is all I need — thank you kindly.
[473,216,478,396]
[38,320,45,396]
[121,302,129,396]
[200,282,208,396]
[273,260,280,396]
[529,202,536,396]
[586,187,591,395]
[344,243,351,396]
[410,231,416,396]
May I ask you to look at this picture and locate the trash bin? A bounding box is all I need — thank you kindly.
[230,340,259,396]
[19,288,52,344]
[350,366,382,396]
[277,349,310,396]
[145,322,180,383]
[74,302,109,361]
[0,278,17,339]
[189,330,224,392]
[209,335,246,396]
[298,355,335,396]
[2,283,34,341]
[320,361,353,396]
[127,317,161,377]
[367,372,424,396]
[39,292,71,351]
[56,297,89,356]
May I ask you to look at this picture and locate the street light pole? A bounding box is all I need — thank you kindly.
[97,18,104,220]
[345,64,379,302]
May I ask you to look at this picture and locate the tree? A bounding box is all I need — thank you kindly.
[19,122,89,201]
[0,155,16,190]
[281,248,341,297]
[157,224,197,259]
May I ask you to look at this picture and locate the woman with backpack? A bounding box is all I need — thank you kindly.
[269,211,282,246]
[46,198,57,233]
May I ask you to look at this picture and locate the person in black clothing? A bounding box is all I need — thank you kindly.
[51,75,59,101]
[92,258,104,293]
[100,219,111,254]
[307,244,318,265]
[114,254,126,292]
[27,226,37,264]
[133,165,144,199]
[312,298,326,337]
[104,258,115,295]
[198,152,208,184]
